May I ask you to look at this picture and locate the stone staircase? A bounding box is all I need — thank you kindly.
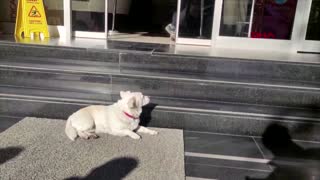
[1,42,320,141]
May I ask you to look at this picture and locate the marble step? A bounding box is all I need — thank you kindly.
[0,53,119,74]
[0,67,320,109]
[1,43,320,87]
[184,131,320,180]
[1,55,320,90]
[120,52,320,87]
[2,87,320,121]
[1,96,320,141]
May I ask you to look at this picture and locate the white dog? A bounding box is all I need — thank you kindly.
[65,91,158,141]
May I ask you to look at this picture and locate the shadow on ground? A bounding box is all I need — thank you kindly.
[247,123,320,180]
[0,146,24,165]
[65,157,139,180]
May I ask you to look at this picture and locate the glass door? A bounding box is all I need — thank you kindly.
[72,0,107,38]
[297,0,320,53]
[175,0,215,45]
[63,0,108,39]
[175,0,308,51]
[64,0,133,40]
[175,0,319,53]
[219,0,298,40]
[213,0,300,51]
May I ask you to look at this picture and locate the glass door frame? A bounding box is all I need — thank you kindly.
[294,0,320,53]
[63,0,109,40]
[175,0,319,53]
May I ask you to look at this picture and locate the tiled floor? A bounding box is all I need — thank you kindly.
[0,116,22,132]
[184,130,320,180]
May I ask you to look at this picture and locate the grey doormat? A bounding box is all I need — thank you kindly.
[0,117,184,180]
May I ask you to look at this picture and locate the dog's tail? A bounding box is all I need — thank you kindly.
[65,118,78,141]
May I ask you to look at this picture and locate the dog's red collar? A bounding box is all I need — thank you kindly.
[123,112,139,120]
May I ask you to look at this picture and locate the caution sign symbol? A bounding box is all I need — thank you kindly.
[28,6,41,17]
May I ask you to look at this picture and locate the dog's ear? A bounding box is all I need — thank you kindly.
[120,91,131,99]
[142,96,150,106]
[127,96,136,108]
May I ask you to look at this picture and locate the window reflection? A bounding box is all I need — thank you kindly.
[220,0,252,37]
[72,12,105,32]
[220,0,298,40]
[178,0,214,39]
[306,0,320,41]
[251,0,297,40]
[72,0,105,32]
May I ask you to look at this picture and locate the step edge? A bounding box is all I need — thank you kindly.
[1,93,320,123]
[1,64,320,91]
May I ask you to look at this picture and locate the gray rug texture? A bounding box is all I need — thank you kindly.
[0,117,184,180]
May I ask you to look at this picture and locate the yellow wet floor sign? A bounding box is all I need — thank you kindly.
[15,0,50,38]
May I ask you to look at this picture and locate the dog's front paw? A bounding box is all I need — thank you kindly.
[149,130,158,135]
[88,134,99,139]
[131,133,141,140]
